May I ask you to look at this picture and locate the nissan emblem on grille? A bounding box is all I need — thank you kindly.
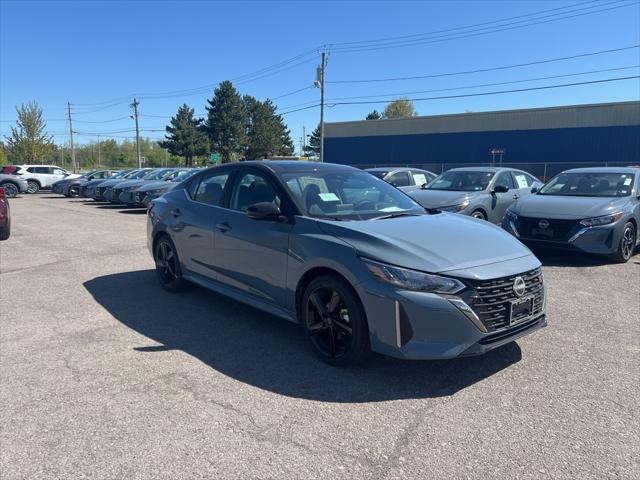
[538,219,550,229]
[513,276,526,297]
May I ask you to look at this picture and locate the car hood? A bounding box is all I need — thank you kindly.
[63,174,82,179]
[316,213,533,274]
[512,195,630,219]
[96,178,128,188]
[135,180,172,192]
[83,179,109,187]
[113,179,147,189]
[409,189,479,208]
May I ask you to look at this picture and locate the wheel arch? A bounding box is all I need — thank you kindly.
[27,178,42,187]
[471,207,487,218]
[295,266,359,321]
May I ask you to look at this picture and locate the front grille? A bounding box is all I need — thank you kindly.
[468,268,544,331]
[113,188,123,199]
[96,187,106,197]
[516,217,581,242]
[134,191,145,203]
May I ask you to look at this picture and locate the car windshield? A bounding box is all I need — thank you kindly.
[126,170,151,180]
[281,169,425,220]
[171,169,198,182]
[367,170,389,179]
[426,170,495,192]
[143,169,172,180]
[112,170,129,179]
[538,172,635,197]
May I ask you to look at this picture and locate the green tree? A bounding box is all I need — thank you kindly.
[0,141,7,166]
[4,102,55,163]
[244,96,295,159]
[303,124,321,158]
[383,98,417,119]
[204,80,246,163]
[159,104,208,166]
[366,110,382,120]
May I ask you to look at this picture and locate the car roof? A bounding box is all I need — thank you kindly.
[563,166,640,174]
[224,160,359,174]
[447,166,522,173]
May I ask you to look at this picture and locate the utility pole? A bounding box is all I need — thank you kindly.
[67,102,77,172]
[97,134,101,167]
[131,98,142,168]
[314,52,327,162]
[302,125,306,156]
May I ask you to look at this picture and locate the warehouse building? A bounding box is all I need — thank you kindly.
[323,101,640,178]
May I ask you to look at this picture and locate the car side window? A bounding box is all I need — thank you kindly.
[27,167,37,173]
[513,173,531,189]
[52,168,66,175]
[410,171,429,187]
[386,171,411,187]
[230,172,281,212]
[189,172,229,206]
[494,172,515,189]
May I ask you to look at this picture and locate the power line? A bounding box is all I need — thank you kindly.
[325,75,640,107]
[328,45,640,84]
[327,1,638,54]
[270,85,315,100]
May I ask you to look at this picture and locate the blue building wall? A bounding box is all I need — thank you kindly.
[324,125,640,166]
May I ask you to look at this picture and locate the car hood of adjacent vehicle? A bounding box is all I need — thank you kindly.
[112,179,148,189]
[83,178,110,187]
[511,194,630,219]
[135,180,172,192]
[316,212,533,274]
[409,189,479,208]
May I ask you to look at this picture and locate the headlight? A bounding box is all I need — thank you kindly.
[147,188,168,195]
[439,200,470,213]
[580,212,623,227]
[362,258,466,294]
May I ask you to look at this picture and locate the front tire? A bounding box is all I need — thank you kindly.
[612,222,636,263]
[27,181,39,194]
[301,274,371,366]
[471,209,487,221]
[0,183,19,198]
[69,185,80,197]
[154,235,188,292]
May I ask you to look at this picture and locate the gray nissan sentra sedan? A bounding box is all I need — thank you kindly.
[409,167,543,223]
[147,161,547,366]
[503,167,640,263]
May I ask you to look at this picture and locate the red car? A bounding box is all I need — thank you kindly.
[0,187,10,240]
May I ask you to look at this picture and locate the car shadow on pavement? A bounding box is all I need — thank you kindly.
[532,247,629,267]
[118,209,147,215]
[84,269,522,403]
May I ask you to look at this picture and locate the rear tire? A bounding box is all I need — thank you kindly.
[471,209,487,221]
[27,181,39,194]
[612,222,636,263]
[0,183,18,198]
[301,274,371,367]
[153,235,189,292]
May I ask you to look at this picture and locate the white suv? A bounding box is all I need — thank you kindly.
[14,165,79,193]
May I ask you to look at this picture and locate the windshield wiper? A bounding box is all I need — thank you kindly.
[371,212,421,220]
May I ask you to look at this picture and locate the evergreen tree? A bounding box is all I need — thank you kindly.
[244,96,295,159]
[366,110,382,120]
[4,102,55,163]
[303,124,321,157]
[159,104,208,166]
[204,81,246,163]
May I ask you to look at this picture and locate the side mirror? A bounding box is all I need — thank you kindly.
[247,202,285,222]
[420,183,428,189]
[493,185,509,193]
[530,187,539,194]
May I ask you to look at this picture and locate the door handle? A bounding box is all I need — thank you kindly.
[216,222,231,233]
[171,208,182,217]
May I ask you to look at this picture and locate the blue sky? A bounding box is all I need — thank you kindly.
[1,0,639,153]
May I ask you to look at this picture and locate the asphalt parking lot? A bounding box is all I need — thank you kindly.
[1,194,638,480]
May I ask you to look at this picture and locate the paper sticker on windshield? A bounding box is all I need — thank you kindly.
[380,206,403,212]
[412,174,427,185]
[623,178,632,186]
[514,174,529,189]
[318,192,340,202]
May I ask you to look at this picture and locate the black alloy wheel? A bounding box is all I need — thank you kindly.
[302,275,370,366]
[1,183,19,198]
[154,236,187,292]
[69,185,81,197]
[614,222,636,263]
[27,181,40,194]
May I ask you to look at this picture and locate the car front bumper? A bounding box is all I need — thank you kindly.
[355,273,547,360]
[502,217,625,255]
[118,190,137,204]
